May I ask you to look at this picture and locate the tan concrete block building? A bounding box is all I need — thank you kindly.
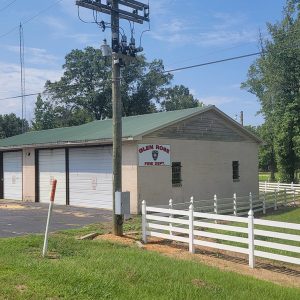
[0,106,261,213]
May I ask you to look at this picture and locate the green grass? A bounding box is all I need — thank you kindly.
[259,172,280,182]
[0,219,299,299]
[205,206,300,259]
[262,206,300,223]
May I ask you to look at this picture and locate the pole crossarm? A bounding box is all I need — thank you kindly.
[76,0,149,24]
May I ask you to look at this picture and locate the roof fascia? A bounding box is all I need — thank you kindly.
[0,137,134,151]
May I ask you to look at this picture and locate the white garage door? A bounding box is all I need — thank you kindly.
[3,151,22,200]
[69,147,113,209]
[39,149,66,205]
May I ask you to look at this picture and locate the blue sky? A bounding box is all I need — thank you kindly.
[0,0,287,125]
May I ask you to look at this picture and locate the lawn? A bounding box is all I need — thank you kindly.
[259,172,280,182]
[0,219,299,299]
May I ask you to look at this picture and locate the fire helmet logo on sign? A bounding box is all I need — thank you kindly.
[152,150,159,161]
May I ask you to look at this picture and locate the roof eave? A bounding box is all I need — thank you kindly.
[0,137,134,151]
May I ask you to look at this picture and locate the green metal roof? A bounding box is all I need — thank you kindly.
[0,106,212,149]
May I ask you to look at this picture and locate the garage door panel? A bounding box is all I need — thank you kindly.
[3,152,22,200]
[39,149,66,205]
[69,147,113,209]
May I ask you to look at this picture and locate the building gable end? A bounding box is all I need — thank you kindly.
[144,110,252,142]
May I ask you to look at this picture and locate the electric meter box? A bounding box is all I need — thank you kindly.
[115,191,130,215]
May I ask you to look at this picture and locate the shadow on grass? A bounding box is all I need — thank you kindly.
[256,205,299,218]
[146,238,300,278]
[195,248,300,278]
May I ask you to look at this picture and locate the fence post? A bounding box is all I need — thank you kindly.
[284,188,287,206]
[248,209,255,268]
[249,192,253,211]
[263,191,266,214]
[214,194,218,214]
[189,204,195,254]
[190,196,194,204]
[169,199,173,236]
[142,200,147,244]
[233,193,237,216]
[292,182,296,206]
[264,181,267,193]
[274,189,278,211]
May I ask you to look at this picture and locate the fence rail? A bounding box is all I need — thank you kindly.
[142,201,300,268]
[160,190,298,217]
[259,181,300,194]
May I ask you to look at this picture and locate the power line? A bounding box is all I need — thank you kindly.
[0,93,39,101]
[0,0,17,12]
[164,26,300,70]
[0,0,64,39]
[163,52,262,73]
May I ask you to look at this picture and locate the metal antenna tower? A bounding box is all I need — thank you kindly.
[19,23,26,133]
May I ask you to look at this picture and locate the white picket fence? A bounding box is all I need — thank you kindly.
[259,181,300,194]
[142,201,300,268]
[156,190,298,217]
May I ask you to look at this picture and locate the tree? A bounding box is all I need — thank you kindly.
[161,85,203,111]
[0,114,29,138]
[242,0,300,182]
[245,124,277,181]
[32,94,92,130]
[39,47,173,128]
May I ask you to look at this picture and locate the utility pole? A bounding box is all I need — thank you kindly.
[76,0,149,236]
[111,0,123,235]
[240,111,244,126]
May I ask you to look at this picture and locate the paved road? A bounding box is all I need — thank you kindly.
[0,200,112,238]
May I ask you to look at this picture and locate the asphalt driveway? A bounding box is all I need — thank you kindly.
[0,200,112,238]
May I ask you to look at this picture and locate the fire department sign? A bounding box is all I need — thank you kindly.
[138,144,171,166]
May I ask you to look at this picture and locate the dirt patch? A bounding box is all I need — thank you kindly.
[96,233,300,289]
[52,209,92,218]
[191,279,207,287]
[0,204,25,210]
[16,285,27,293]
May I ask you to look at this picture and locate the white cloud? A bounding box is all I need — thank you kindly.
[43,16,68,31]
[201,96,234,106]
[2,45,60,66]
[0,62,62,118]
[196,30,257,47]
[150,0,175,15]
[150,8,258,48]
[67,33,100,44]
[212,12,247,30]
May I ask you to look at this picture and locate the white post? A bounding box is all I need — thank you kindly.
[189,204,195,254]
[277,181,280,192]
[264,181,267,193]
[249,192,253,211]
[142,200,147,244]
[263,191,266,214]
[169,199,173,236]
[274,189,278,211]
[42,179,57,258]
[214,194,218,214]
[42,201,54,257]
[292,182,296,206]
[233,193,237,216]
[248,209,255,268]
[284,188,287,206]
[190,196,194,204]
